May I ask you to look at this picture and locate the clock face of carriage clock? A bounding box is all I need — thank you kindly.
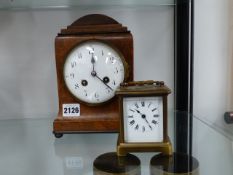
[53,14,133,137]
[116,81,172,156]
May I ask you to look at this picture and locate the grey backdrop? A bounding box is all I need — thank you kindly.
[0,6,174,119]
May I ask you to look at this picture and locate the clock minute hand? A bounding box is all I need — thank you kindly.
[90,53,113,91]
[94,73,113,91]
[135,109,153,130]
[144,118,153,130]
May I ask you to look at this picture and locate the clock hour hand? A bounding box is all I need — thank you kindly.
[135,109,153,130]
[91,71,113,91]
[135,109,143,115]
[91,53,96,71]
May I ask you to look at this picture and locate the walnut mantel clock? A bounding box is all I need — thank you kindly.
[116,80,172,156]
[53,14,133,138]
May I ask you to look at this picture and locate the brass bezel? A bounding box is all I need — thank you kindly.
[63,39,129,107]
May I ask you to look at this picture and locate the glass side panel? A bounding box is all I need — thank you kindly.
[194,114,233,142]
[192,115,233,175]
[0,0,175,10]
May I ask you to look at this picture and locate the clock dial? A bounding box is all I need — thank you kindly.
[63,41,125,104]
[123,96,163,142]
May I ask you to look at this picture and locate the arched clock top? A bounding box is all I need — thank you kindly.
[58,14,129,35]
[70,14,119,26]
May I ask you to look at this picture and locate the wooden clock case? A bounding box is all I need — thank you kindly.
[53,14,133,137]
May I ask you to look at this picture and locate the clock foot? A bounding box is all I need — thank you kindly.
[54,132,63,138]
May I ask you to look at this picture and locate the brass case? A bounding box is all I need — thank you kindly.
[116,81,172,156]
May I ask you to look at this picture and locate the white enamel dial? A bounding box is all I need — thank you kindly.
[63,41,125,104]
[123,96,163,142]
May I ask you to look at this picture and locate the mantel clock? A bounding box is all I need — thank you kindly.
[116,80,172,156]
[53,14,133,138]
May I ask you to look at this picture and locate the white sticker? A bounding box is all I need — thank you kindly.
[62,104,80,117]
[65,157,83,169]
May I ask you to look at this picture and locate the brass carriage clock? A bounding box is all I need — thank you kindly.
[53,14,133,138]
[116,80,172,156]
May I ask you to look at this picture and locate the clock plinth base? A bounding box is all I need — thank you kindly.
[117,136,172,156]
[93,152,141,175]
[53,113,119,135]
[150,152,199,175]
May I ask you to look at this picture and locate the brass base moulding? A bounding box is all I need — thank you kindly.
[117,136,173,156]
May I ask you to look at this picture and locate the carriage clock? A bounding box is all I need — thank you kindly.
[53,14,133,138]
[116,80,172,156]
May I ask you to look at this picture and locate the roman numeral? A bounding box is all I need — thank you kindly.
[148,102,151,108]
[130,120,135,126]
[141,101,145,107]
[152,120,158,125]
[128,115,133,118]
[152,108,157,112]
[130,109,135,112]
[134,103,139,108]
[135,124,139,130]
[154,114,159,117]
[142,126,145,132]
